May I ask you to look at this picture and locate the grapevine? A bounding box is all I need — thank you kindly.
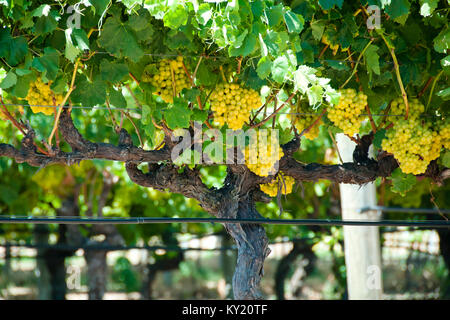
[210,83,261,130]
[327,89,367,136]
[260,172,295,197]
[142,56,191,103]
[25,78,64,116]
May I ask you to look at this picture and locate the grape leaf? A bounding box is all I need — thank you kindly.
[364,44,381,75]
[108,88,127,108]
[97,16,144,62]
[100,59,129,83]
[388,168,417,196]
[318,0,344,10]
[32,47,60,81]
[419,0,438,17]
[284,11,304,33]
[271,55,290,83]
[164,98,193,129]
[372,128,386,149]
[442,151,450,168]
[71,77,107,107]
[163,5,189,29]
[257,56,272,79]
[0,29,28,66]
[0,71,17,89]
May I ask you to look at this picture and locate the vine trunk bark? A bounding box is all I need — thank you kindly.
[222,198,270,300]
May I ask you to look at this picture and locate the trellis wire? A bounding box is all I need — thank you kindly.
[359,206,450,215]
[1,102,445,118]
[0,216,448,228]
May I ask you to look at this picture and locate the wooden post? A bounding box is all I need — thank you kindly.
[336,133,383,299]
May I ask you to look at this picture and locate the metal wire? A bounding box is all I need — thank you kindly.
[2,103,445,118]
[0,216,448,228]
[359,206,450,215]
[1,103,140,112]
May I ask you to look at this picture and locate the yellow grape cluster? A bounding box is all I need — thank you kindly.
[438,118,450,149]
[288,104,323,140]
[210,83,261,130]
[390,97,424,118]
[260,172,295,197]
[143,56,190,103]
[245,130,284,177]
[328,88,367,136]
[26,78,64,115]
[382,118,442,175]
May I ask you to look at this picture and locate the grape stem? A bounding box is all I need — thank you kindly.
[340,39,373,89]
[328,127,344,164]
[251,93,296,128]
[365,104,377,133]
[426,70,443,111]
[123,111,144,148]
[379,33,410,120]
[299,108,327,138]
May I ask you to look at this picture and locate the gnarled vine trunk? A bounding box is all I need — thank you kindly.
[221,197,270,300]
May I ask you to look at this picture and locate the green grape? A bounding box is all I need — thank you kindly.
[210,83,261,130]
[26,77,64,115]
[327,88,367,136]
[382,117,443,175]
[143,56,190,103]
[288,103,323,140]
[390,97,424,119]
[260,172,295,197]
[245,130,284,177]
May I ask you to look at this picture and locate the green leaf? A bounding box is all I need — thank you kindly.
[196,3,212,25]
[442,151,450,168]
[436,87,450,100]
[65,29,81,63]
[284,11,304,33]
[433,27,450,53]
[364,44,381,75]
[419,0,438,17]
[318,0,344,10]
[271,55,290,83]
[0,71,17,89]
[388,168,417,195]
[100,59,129,83]
[256,56,272,79]
[72,29,90,50]
[128,9,154,42]
[164,98,192,129]
[383,0,411,20]
[97,16,144,62]
[163,5,188,29]
[265,4,284,27]
[373,129,386,149]
[0,29,28,66]
[228,33,257,57]
[307,85,323,106]
[311,20,326,41]
[71,77,107,107]
[108,88,127,108]
[89,0,110,16]
[191,109,208,122]
[32,47,60,81]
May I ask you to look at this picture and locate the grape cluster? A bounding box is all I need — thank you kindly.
[26,78,64,115]
[382,118,442,175]
[143,56,190,103]
[390,97,424,118]
[438,118,450,149]
[260,172,295,197]
[327,89,367,136]
[210,83,261,130]
[288,104,323,140]
[244,130,284,177]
